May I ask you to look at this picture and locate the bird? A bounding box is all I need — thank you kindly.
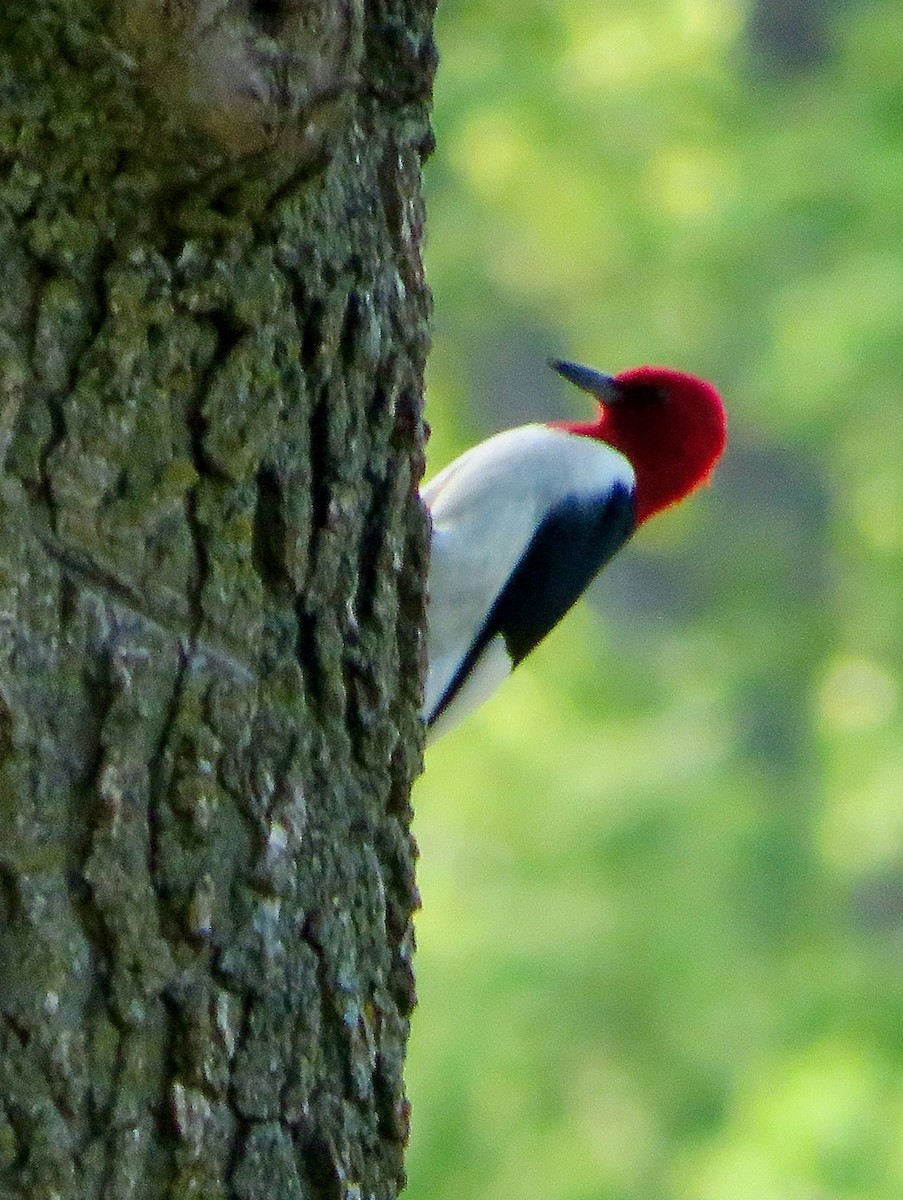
[421,359,726,740]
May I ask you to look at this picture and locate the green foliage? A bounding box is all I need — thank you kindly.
[409,1,903,1197]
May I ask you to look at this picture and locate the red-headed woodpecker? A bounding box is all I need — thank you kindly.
[422,360,726,740]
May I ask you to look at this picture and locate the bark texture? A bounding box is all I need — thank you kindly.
[0,1,434,1195]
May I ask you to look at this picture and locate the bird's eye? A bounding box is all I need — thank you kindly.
[618,382,666,405]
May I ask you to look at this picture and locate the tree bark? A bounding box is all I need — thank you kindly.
[0,1,434,1195]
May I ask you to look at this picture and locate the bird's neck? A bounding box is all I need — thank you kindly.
[561,416,703,524]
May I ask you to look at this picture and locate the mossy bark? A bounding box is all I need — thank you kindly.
[0,1,434,1195]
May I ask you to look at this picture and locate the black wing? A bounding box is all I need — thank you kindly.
[429,483,636,726]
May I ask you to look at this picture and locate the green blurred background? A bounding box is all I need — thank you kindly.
[405,0,903,1197]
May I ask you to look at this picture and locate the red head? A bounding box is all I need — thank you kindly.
[552,361,727,524]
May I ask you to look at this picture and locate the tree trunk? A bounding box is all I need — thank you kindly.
[0,1,434,1195]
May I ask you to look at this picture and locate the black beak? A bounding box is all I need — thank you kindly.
[549,359,621,404]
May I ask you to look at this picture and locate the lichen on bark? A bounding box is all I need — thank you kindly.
[0,0,435,1195]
